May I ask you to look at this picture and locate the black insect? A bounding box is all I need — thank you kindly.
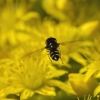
[22,37,81,63]
[45,37,60,61]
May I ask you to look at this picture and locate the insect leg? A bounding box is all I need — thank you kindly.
[46,50,54,66]
[58,47,64,64]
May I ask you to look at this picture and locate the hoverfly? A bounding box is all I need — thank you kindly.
[22,37,81,63]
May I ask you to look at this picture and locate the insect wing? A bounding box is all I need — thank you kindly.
[21,47,45,60]
[59,40,82,53]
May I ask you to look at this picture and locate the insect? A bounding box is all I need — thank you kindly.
[22,37,81,63]
[45,37,61,61]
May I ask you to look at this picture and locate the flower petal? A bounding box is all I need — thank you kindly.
[20,89,34,100]
[5,86,24,95]
[47,79,76,95]
[36,85,56,96]
[94,85,100,97]
[48,69,68,79]
[85,61,99,82]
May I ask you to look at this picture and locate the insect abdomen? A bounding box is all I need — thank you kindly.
[50,50,60,61]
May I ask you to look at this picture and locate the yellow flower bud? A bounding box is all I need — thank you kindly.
[68,73,98,97]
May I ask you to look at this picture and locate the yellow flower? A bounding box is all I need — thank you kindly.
[0,0,39,48]
[79,36,100,81]
[81,36,100,97]
[68,73,98,97]
[0,58,16,99]
[0,89,6,99]
[42,0,100,25]
[0,55,70,99]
